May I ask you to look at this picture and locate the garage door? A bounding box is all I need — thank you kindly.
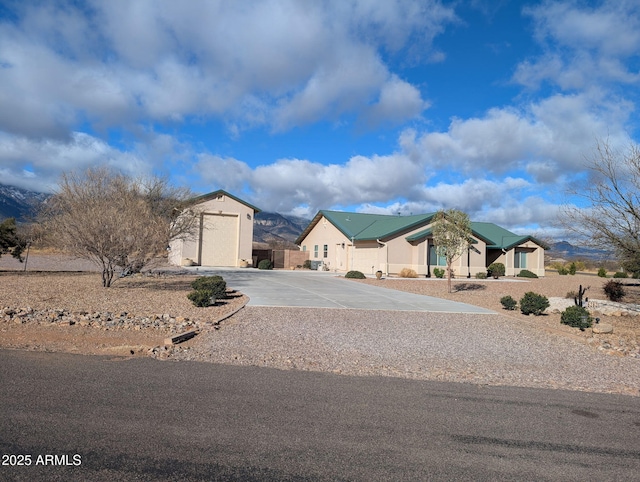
[200,214,239,266]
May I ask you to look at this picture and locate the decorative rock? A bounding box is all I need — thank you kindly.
[593,323,613,334]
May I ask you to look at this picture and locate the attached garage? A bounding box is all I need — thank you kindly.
[169,190,260,267]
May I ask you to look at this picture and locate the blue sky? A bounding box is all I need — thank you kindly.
[1,0,639,237]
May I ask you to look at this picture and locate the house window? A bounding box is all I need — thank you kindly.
[515,250,527,269]
[314,245,318,258]
[323,245,328,258]
[429,245,447,266]
[302,246,306,252]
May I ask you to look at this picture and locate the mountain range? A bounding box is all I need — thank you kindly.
[0,183,614,257]
[0,183,308,245]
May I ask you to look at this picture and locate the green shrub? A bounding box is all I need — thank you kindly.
[475,272,487,279]
[603,279,625,302]
[519,291,549,316]
[500,295,517,310]
[433,267,445,278]
[517,269,538,278]
[302,260,312,269]
[345,270,366,279]
[258,259,273,270]
[613,271,628,278]
[191,275,223,290]
[187,289,215,307]
[487,262,505,278]
[557,266,569,275]
[568,262,577,275]
[597,267,608,278]
[561,305,592,330]
[187,276,227,307]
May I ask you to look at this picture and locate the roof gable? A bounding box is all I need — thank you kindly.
[189,189,261,213]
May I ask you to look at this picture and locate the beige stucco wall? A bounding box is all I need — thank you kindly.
[297,217,545,277]
[169,193,255,267]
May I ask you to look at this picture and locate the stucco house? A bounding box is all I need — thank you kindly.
[168,190,260,267]
[295,210,547,277]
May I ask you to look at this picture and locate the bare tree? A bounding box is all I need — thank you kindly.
[432,209,472,293]
[39,167,199,287]
[560,140,640,275]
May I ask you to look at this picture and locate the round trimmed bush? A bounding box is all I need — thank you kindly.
[500,295,517,310]
[399,267,418,278]
[345,270,366,279]
[597,267,607,278]
[475,272,487,279]
[487,262,505,278]
[191,276,226,299]
[187,289,214,307]
[613,271,628,279]
[519,291,549,316]
[561,305,592,330]
[258,259,273,270]
[517,269,538,278]
[433,268,445,278]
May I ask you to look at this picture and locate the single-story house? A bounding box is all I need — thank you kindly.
[295,210,547,277]
[169,190,260,267]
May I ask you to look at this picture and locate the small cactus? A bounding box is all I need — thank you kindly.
[574,284,589,307]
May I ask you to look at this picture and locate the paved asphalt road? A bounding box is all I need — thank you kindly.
[1,350,639,481]
[187,267,494,313]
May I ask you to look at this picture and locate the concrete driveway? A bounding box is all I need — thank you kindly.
[187,267,493,314]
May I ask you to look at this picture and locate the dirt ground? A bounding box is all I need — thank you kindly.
[1,254,639,358]
[0,254,247,357]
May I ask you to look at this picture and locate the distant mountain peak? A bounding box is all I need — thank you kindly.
[0,183,49,222]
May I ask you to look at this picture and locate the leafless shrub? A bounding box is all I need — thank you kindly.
[39,167,199,287]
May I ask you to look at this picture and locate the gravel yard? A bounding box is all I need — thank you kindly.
[1,254,639,395]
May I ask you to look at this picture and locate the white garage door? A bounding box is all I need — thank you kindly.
[200,214,239,266]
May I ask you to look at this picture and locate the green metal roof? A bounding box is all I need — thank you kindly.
[295,210,435,244]
[296,210,548,249]
[470,222,548,249]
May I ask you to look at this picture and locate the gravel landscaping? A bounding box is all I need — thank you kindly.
[1,254,639,396]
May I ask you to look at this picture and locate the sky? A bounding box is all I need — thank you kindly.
[0,0,639,237]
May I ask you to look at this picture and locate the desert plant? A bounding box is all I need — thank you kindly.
[191,276,226,299]
[519,292,549,316]
[38,167,197,287]
[565,290,577,299]
[561,305,592,330]
[399,267,418,278]
[573,284,589,307]
[487,262,505,278]
[475,272,487,279]
[597,267,608,277]
[258,259,273,270]
[187,289,216,307]
[433,267,445,278]
[603,279,625,301]
[613,271,628,278]
[557,266,569,275]
[517,269,538,278]
[500,295,517,310]
[345,270,366,279]
[302,259,312,269]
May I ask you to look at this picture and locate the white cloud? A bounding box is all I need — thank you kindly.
[517,1,640,90]
[0,0,453,138]
[0,132,152,192]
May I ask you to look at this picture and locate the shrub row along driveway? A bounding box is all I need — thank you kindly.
[187,267,493,313]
